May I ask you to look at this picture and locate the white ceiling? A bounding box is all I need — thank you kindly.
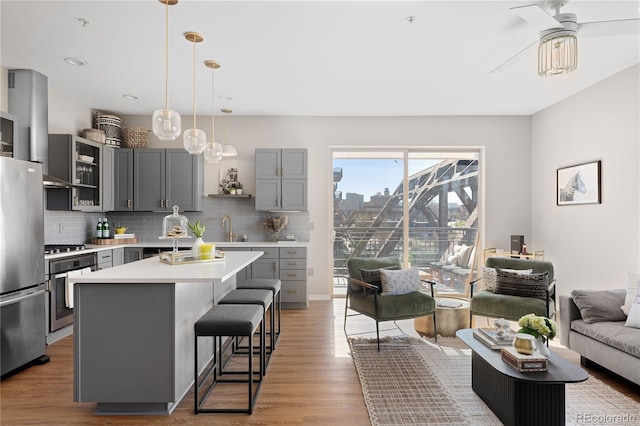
[2,1,639,117]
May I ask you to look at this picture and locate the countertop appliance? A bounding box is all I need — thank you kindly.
[0,156,48,377]
[45,249,96,334]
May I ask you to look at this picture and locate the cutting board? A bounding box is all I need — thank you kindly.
[91,237,138,245]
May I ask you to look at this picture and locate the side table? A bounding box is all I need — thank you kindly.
[414,298,470,338]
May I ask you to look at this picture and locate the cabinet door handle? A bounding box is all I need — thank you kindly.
[160,199,165,208]
[165,198,169,207]
[287,273,296,278]
[127,199,132,209]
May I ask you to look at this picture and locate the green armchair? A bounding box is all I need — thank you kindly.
[344,257,437,351]
[469,257,556,326]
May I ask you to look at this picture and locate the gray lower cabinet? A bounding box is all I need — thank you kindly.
[255,149,307,211]
[279,247,308,308]
[115,149,203,211]
[96,248,123,270]
[123,247,143,264]
[251,247,279,280]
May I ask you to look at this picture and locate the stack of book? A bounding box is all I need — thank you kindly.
[473,327,515,350]
[114,233,135,239]
[501,346,548,372]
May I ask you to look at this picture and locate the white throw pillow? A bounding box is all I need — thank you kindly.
[621,271,640,315]
[624,301,640,328]
[458,245,473,268]
[480,267,533,292]
[380,268,420,296]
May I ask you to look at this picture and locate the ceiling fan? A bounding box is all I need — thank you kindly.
[490,0,640,76]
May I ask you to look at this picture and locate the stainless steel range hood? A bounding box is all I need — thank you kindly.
[7,69,72,188]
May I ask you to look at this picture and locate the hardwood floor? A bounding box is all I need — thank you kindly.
[1,300,638,425]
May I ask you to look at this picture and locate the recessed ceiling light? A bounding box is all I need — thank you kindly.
[64,57,86,66]
[406,16,416,24]
[123,94,139,101]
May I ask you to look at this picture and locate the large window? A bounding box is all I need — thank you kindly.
[332,149,479,296]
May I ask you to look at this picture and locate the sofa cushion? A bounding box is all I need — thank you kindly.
[570,319,640,359]
[470,291,555,321]
[349,291,436,320]
[622,271,640,316]
[380,268,420,296]
[571,289,627,324]
[495,268,549,299]
[625,302,640,328]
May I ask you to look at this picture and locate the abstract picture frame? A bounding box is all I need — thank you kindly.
[557,160,601,206]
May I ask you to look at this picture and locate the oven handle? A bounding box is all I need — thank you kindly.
[0,288,45,308]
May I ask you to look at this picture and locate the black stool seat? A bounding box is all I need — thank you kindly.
[219,289,273,308]
[194,304,264,414]
[195,304,262,336]
[237,279,282,349]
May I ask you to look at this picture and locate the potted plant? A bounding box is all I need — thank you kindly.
[229,184,237,195]
[235,182,243,195]
[187,220,206,249]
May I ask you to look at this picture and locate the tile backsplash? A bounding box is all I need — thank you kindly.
[45,197,310,244]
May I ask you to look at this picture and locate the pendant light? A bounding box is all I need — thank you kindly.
[183,32,206,155]
[152,0,181,141]
[221,108,238,157]
[203,60,223,163]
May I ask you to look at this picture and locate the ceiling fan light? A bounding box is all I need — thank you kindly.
[152,109,181,141]
[183,128,206,154]
[538,26,577,77]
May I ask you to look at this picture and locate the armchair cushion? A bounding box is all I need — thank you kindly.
[347,257,401,292]
[349,291,436,321]
[471,291,555,321]
[359,266,400,294]
[494,268,549,300]
[380,268,421,295]
[481,267,533,292]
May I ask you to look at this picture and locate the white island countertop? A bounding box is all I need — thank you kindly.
[69,250,262,284]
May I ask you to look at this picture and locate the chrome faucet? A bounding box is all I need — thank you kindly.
[221,215,236,242]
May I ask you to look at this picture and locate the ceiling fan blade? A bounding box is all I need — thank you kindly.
[578,18,640,37]
[489,40,538,74]
[510,4,564,31]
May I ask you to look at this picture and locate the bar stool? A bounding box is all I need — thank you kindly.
[194,304,264,414]
[218,289,274,372]
[237,279,282,348]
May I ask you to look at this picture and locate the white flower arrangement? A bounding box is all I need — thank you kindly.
[517,313,557,342]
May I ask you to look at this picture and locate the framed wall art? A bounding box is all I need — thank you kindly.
[557,160,601,206]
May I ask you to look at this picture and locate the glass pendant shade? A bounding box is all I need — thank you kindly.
[152,0,181,141]
[183,128,207,154]
[152,109,181,141]
[204,142,223,163]
[221,108,238,157]
[222,144,238,157]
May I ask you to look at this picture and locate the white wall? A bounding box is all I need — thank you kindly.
[531,64,640,296]
[125,114,532,299]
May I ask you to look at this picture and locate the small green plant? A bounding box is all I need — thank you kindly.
[235,182,243,189]
[187,220,205,238]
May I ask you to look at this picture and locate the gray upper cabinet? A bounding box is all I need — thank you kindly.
[47,134,103,211]
[115,148,203,212]
[101,146,115,212]
[114,148,134,211]
[255,149,307,211]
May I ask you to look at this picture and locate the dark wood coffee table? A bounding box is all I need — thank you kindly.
[457,329,588,426]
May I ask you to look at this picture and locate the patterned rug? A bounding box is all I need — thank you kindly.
[349,336,639,426]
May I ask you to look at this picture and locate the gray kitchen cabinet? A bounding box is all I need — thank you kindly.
[47,134,102,211]
[116,149,203,212]
[114,148,134,211]
[112,247,124,267]
[97,250,113,270]
[101,146,115,212]
[123,247,143,264]
[279,247,308,308]
[255,149,307,211]
[251,247,279,280]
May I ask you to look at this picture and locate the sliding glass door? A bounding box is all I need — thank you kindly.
[332,150,479,296]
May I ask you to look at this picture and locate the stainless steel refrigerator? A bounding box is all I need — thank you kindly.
[0,156,47,376]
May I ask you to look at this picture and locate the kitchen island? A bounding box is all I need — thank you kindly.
[70,250,262,415]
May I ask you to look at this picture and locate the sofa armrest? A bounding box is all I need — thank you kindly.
[559,295,582,348]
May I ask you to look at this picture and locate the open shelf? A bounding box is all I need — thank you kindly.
[208,194,252,199]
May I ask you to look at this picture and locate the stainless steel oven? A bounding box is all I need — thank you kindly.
[46,252,96,332]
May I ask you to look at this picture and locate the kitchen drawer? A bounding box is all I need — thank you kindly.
[280,258,306,270]
[97,250,113,263]
[252,247,278,259]
[281,281,307,304]
[280,269,306,281]
[279,247,306,259]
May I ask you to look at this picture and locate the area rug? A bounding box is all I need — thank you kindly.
[349,336,639,426]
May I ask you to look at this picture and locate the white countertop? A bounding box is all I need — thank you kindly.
[45,240,308,260]
[68,250,262,284]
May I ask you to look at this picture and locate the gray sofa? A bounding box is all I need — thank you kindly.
[560,290,640,385]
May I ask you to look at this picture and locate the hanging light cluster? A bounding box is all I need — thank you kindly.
[152,0,234,158]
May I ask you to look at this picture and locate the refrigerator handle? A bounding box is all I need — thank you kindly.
[0,288,45,308]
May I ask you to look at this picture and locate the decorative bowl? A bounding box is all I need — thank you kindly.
[114,227,128,235]
[513,333,537,355]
